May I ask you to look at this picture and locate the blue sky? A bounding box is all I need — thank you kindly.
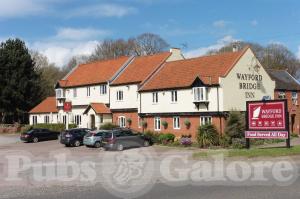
[1,0,300,66]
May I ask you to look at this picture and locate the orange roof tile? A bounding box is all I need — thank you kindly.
[29,97,58,113]
[139,47,248,91]
[111,52,171,85]
[58,56,131,88]
[89,103,111,114]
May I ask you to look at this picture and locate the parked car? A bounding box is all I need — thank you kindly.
[83,130,110,148]
[20,128,60,143]
[60,128,91,147]
[102,128,151,151]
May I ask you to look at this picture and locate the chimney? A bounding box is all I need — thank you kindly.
[167,47,184,62]
[232,44,238,52]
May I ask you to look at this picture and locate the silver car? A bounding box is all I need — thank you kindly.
[83,130,109,148]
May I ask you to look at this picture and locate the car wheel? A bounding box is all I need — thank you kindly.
[94,142,101,148]
[117,143,124,151]
[65,144,70,147]
[33,137,39,143]
[143,140,150,147]
[74,140,81,147]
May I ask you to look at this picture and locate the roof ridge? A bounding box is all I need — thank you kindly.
[79,55,130,67]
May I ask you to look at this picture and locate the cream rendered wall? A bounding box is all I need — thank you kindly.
[140,87,220,113]
[166,48,185,62]
[85,108,112,129]
[110,84,139,109]
[29,113,58,125]
[220,48,275,111]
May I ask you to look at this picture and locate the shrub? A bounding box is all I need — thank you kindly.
[162,121,168,129]
[144,130,160,143]
[23,123,77,133]
[100,122,119,130]
[158,133,175,145]
[180,134,192,146]
[184,119,191,129]
[197,124,219,148]
[291,132,299,138]
[232,138,246,149]
[126,118,132,126]
[225,111,245,143]
[141,121,147,128]
[219,135,231,148]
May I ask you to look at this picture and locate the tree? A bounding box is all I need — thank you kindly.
[224,111,245,141]
[0,39,43,123]
[133,33,169,55]
[61,55,89,76]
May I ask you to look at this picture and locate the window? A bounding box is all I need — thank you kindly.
[32,116,37,125]
[56,89,65,98]
[118,116,126,127]
[278,91,285,99]
[152,92,158,104]
[100,115,103,123]
[292,92,298,105]
[100,85,107,95]
[193,87,208,102]
[138,116,142,128]
[171,90,178,103]
[87,87,91,97]
[73,88,77,98]
[200,116,212,125]
[74,115,81,126]
[44,115,50,124]
[63,115,67,125]
[117,91,124,101]
[154,117,161,131]
[173,116,180,129]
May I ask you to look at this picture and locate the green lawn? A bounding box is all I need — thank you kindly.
[193,145,300,159]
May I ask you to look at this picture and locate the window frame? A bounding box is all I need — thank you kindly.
[100,84,107,95]
[154,117,161,131]
[200,116,212,125]
[152,92,158,104]
[171,90,178,103]
[173,116,180,129]
[193,87,208,102]
[117,90,124,101]
[44,115,50,124]
[87,86,91,97]
[73,88,77,98]
[118,116,126,127]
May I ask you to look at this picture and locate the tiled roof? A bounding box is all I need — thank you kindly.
[29,97,58,113]
[139,47,248,91]
[267,69,300,90]
[110,52,171,85]
[84,103,111,114]
[58,56,131,88]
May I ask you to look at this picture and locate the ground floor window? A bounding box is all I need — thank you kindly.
[63,115,67,125]
[138,116,142,128]
[118,116,126,127]
[74,115,81,126]
[173,116,180,129]
[32,116,37,125]
[200,116,212,125]
[100,115,104,124]
[44,115,50,124]
[154,117,161,131]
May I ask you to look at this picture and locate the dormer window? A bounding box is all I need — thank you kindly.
[193,87,208,102]
[55,89,65,99]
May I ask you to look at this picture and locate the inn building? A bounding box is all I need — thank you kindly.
[29,46,277,138]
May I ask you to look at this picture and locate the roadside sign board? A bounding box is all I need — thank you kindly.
[245,99,290,148]
[63,102,72,112]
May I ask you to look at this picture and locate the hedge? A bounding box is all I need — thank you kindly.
[22,123,77,133]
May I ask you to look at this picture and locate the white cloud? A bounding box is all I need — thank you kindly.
[68,4,137,18]
[0,0,46,18]
[213,20,230,28]
[55,27,110,40]
[184,35,238,58]
[251,20,258,26]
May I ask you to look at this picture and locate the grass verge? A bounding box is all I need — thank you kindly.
[193,145,300,159]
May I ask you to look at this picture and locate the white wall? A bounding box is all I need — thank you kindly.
[110,84,139,109]
[29,113,58,125]
[140,87,220,113]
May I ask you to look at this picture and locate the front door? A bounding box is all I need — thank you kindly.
[90,114,95,129]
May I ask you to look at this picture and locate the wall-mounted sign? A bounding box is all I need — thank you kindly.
[63,102,72,112]
[245,99,290,148]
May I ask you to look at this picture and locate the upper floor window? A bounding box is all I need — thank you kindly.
[56,89,65,99]
[44,115,50,124]
[292,92,298,105]
[154,117,161,131]
[193,87,208,102]
[118,116,126,127]
[200,116,212,125]
[173,116,180,129]
[87,87,91,97]
[152,92,158,104]
[117,90,124,101]
[171,90,178,103]
[278,91,285,99]
[100,85,107,95]
[73,88,77,98]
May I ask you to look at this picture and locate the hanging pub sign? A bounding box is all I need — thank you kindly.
[245,99,290,148]
[63,102,72,112]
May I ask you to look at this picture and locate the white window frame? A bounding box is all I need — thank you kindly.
[73,88,77,98]
[44,115,50,124]
[152,92,158,104]
[118,116,126,127]
[87,87,91,97]
[154,117,161,131]
[173,116,180,129]
[200,116,212,125]
[55,89,65,98]
[117,90,124,101]
[278,91,285,99]
[32,115,37,125]
[193,87,208,102]
[100,84,107,95]
[171,90,178,103]
[63,115,67,125]
[74,115,81,126]
[292,91,298,105]
[138,116,141,128]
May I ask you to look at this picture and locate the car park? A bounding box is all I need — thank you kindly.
[83,130,109,148]
[102,128,151,151]
[20,128,60,143]
[60,128,91,147]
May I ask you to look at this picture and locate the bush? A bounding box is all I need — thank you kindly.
[219,135,231,148]
[100,122,119,130]
[144,130,160,143]
[224,111,245,143]
[197,124,219,148]
[180,134,192,146]
[126,118,132,126]
[184,119,191,129]
[162,121,168,129]
[158,133,175,145]
[232,138,246,149]
[141,121,147,128]
[23,123,77,133]
[291,132,299,138]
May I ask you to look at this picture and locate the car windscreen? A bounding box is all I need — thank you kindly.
[103,132,112,139]
[26,130,35,134]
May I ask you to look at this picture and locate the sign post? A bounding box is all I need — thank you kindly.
[245,99,290,149]
[63,102,72,130]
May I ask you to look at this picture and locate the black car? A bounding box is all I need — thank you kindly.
[102,128,151,151]
[60,128,91,147]
[20,128,60,143]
